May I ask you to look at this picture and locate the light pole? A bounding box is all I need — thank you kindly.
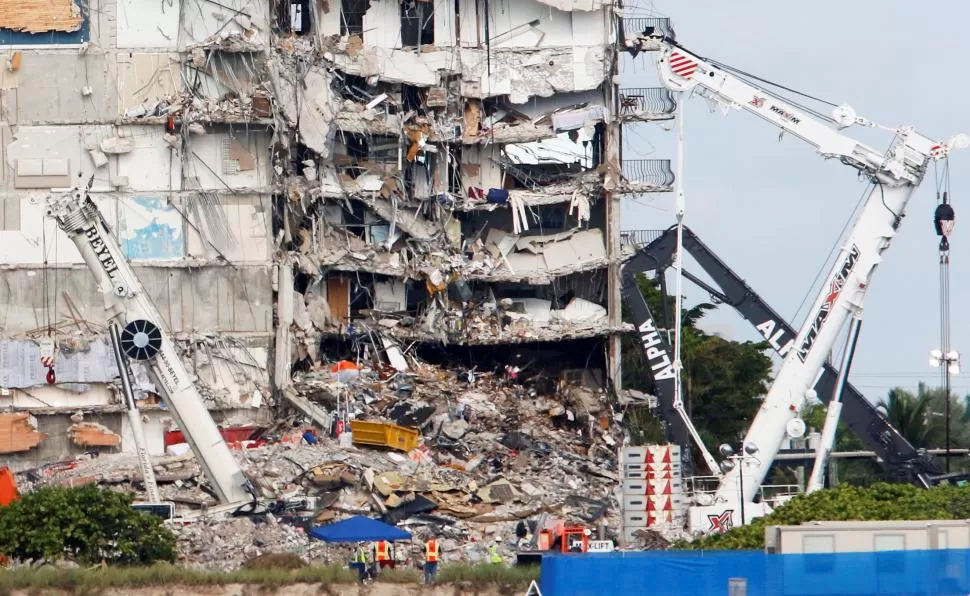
[933,193,956,473]
[930,349,960,473]
[718,442,761,526]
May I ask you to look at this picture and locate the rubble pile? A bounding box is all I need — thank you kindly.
[283,360,625,551]
[12,357,631,569]
[303,294,627,346]
[292,217,638,346]
[176,515,312,570]
[123,88,274,124]
[311,208,617,283]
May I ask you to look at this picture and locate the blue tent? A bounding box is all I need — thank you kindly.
[309,515,412,543]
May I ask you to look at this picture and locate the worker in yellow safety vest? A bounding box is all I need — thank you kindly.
[351,543,368,582]
[488,536,504,565]
[374,540,395,570]
[424,537,441,584]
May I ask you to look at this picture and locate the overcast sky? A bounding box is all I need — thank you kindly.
[619,0,970,405]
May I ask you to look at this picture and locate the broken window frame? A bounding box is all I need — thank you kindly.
[340,0,367,36]
[400,0,434,48]
[277,0,312,35]
[531,205,567,231]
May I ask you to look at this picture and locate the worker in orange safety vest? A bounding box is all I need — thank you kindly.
[423,537,441,584]
[374,540,395,570]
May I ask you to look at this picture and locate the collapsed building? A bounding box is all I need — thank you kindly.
[0,0,677,548]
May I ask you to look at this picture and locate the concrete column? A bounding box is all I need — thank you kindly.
[604,19,623,392]
[606,121,622,392]
[273,258,294,394]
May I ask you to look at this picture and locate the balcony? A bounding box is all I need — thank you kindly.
[621,159,675,192]
[621,17,674,52]
[620,229,664,248]
[619,87,676,121]
[623,17,674,40]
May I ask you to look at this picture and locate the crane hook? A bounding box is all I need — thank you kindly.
[46,366,56,385]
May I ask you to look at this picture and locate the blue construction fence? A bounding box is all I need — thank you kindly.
[539,549,970,595]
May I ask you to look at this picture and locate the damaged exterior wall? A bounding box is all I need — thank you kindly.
[277,0,674,394]
[0,0,275,463]
[0,0,673,466]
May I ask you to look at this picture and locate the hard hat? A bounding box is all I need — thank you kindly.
[495,536,502,542]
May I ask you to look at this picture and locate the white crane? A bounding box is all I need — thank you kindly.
[107,321,162,505]
[637,34,968,531]
[46,177,255,507]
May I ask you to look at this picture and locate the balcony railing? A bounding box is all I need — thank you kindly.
[619,87,676,116]
[619,229,664,248]
[622,17,674,41]
[622,159,675,187]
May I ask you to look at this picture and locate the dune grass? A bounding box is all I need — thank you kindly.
[0,561,540,593]
[0,563,355,593]
[438,562,540,586]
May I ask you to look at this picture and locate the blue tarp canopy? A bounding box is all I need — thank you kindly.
[309,515,412,543]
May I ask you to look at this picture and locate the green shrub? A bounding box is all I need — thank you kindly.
[0,485,176,565]
[673,482,970,551]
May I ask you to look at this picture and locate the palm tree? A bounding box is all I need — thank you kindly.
[877,388,945,449]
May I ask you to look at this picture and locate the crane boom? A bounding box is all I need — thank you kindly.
[622,265,718,477]
[725,181,917,504]
[46,180,253,506]
[640,33,967,523]
[649,38,943,178]
[626,225,954,486]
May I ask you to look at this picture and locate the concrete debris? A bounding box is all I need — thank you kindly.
[68,422,121,447]
[99,136,134,154]
[313,221,616,282]
[88,148,109,168]
[0,0,677,570]
[11,353,633,568]
[627,528,672,550]
[176,515,312,571]
[292,69,336,159]
[122,87,275,125]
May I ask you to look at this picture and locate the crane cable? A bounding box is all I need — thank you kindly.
[935,157,954,471]
[41,221,57,384]
[703,58,839,125]
[670,40,841,124]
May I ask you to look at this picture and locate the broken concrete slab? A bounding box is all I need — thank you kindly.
[295,67,338,158]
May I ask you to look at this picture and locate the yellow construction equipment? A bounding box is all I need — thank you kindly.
[350,420,419,452]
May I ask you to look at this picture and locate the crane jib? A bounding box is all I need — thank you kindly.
[637,318,676,380]
[796,245,861,363]
[82,224,123,284]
